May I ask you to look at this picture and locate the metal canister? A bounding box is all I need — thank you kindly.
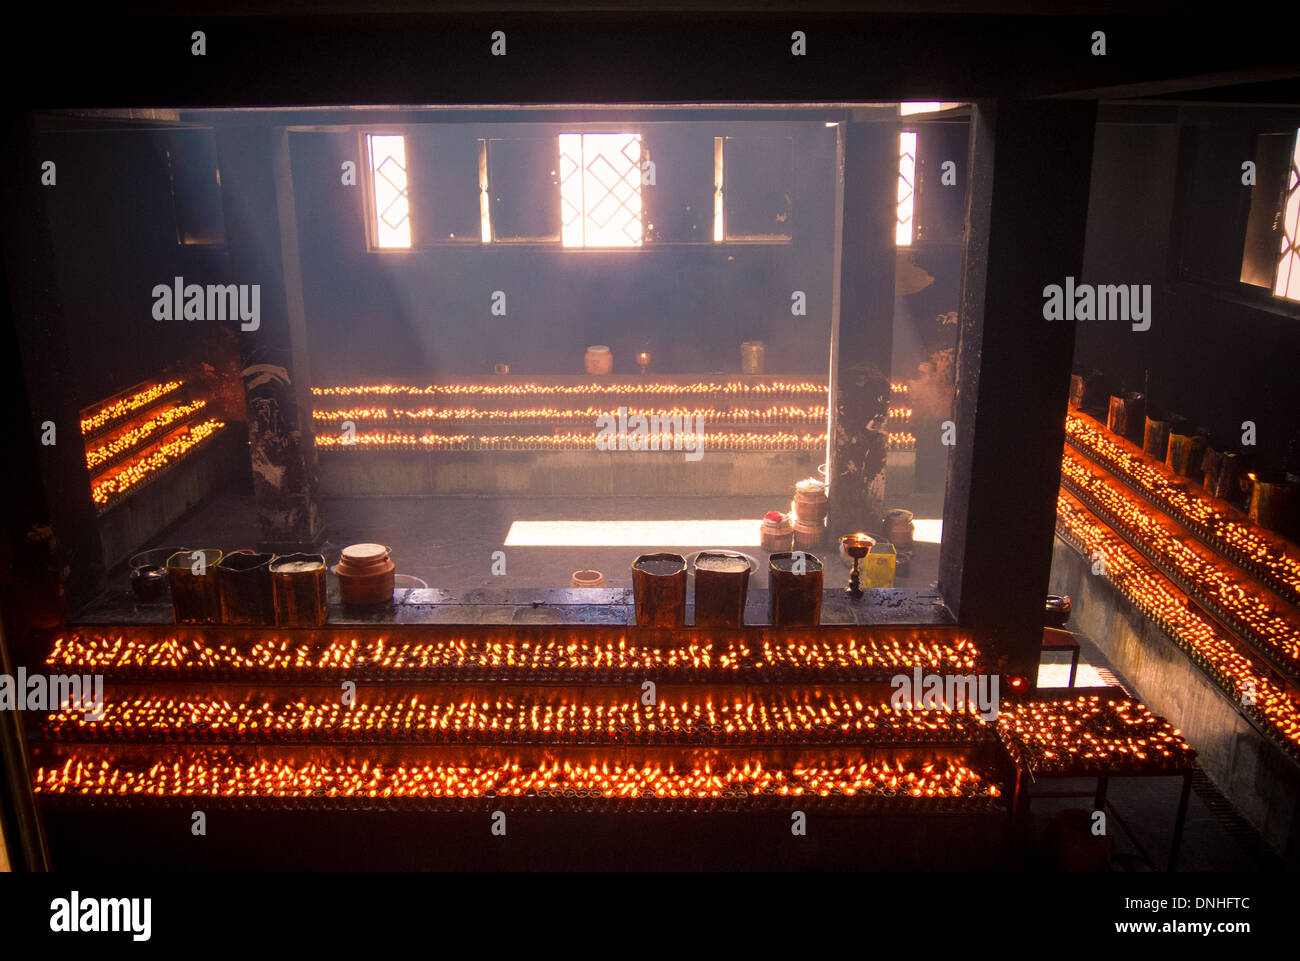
[166,549,223,625]
[1248,473,1296,532]
[694,552,752,628]
[1166,429,1207,478]
[215,551,276,626]
[632,553,687,628]
[740,341,766,375]
[1106,392,1145,444]
[768,551,823,627]
[1143,416,1170,460]
[271,553,328,627]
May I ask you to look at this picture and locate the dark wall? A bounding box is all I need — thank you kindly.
[289,122,838,383]
[36,129,232,410]
[1075,116,1300,470]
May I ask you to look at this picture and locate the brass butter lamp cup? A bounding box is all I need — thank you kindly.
[841,532,874,598]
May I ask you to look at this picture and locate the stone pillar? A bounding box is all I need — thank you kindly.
[826,121,897,540]
[939,101,1096,687]
[214,126,324,552]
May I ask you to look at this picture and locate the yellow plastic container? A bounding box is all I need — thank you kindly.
[862,542,896,589]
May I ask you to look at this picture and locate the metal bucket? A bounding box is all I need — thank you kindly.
[1248,473,1296,532]
[1143,416,1170,460]
[632,553,687,628]
[166,549,223,625]
[215,551,276,626]
[270,553,328,627]
[129,546,186,604]
[768,551,823,627]
[693,552,753,628]
[1106,392,1145,443]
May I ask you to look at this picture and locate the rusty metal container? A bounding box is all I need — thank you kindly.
[1143,416,1170,460]
[632,553,687,628]
[215,551,276,626]
[768,551,823,627]
[271,553,328,627]
[1248,473,1296,532]
[1106,392,1145,443]
[166,549,223,625]
[693,552,752,628]
[1166,428,1207,478]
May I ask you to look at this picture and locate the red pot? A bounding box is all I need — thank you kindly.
[334,543,395,605]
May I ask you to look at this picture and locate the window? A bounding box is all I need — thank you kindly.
[1274,128,1300,302]
[485,138,561,243]
[559,133,643,247]
[1239,127,1300,303]
[720,136,792,242]
[896,130,917,246]
[366,134,410,249]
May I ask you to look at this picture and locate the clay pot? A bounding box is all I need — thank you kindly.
[882,508,915,550]
[585,346,613,376]
[570,570,606,589]
[335,543,395,606]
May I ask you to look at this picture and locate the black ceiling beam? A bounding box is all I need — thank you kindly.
[10,14,1297,110]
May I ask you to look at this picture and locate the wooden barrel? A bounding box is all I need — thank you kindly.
[793,479,828,526]
[1143,416,1170,460]
[271,554,328,627]
[336,543,396,605]
[166,549,223,625]
[769,551,823,627]
[760,524,793,553]
[694,552,752,628]
[1106,392,1145,443]
[1166,429,1207,478]
[793,519,824,551]
[632,553,686,627]
[215,550,276,626]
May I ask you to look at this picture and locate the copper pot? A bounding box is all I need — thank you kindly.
[334,543,395,606]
